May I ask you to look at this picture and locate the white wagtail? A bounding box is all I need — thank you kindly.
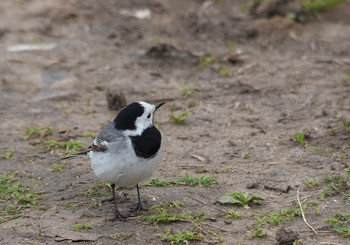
[64,101,165,220]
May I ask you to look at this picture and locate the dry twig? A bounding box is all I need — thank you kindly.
[190,154,206,163]
[186,195,227,214]
[319,242,344,245]
[297,189,318,235]
[202,223,230,232]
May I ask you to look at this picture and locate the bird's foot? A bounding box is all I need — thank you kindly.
[111,210,126,221]
[128,202,148,216]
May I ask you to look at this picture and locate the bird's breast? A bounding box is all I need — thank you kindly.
[129,126,161,159]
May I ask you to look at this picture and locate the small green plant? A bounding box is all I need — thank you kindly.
[251,0,265,4]
[320,187,335,201]
[24,128,40,139]
[303,178,319,189]
[171,104,179,111]
[169,111,188,124]
[144,202,208,225]
[24,126,54,140]
[91,198,102,207]
[2,147,14,160]
[207,230,225,243]
[31,35,40,44]
[61,141,84,155]
[182,86,193,97]
[0,171,42,221]
[23,158,34,164]
[307,146,320,151]
[65,202,79,210]
[219,192,265,209]
[227,41,236,54]
[307,146,332,153]
[1,205,19,216]
[176,173,218,187]
[86,98,91,106]
[340,153,346,164]
[73,223,93,231]
[301,0,347,12]
[243,152,250,159]
[250,227,267,238]
[294,131,305,144]
[341,117,350,133]
[323,212,350,238]
[319,173,350,201]
[293,240,302,245]
[76,185,108,197]
[227,209,241,219]
[158,229,202,244]
[195,166,207,173]
[110,232,132,240]
[42,140,84,156]
[85,109,98,115]
[254,216,265,227]
[42,139,59,150]
[239,3,248,12]
[143,178,170,187]
[61,105,68,115]
[223,165,232,173]
[83,131,96,138]
[220,66,229,77]
[51,163,64,172]
[331,116,350,135]
[267,209,299,225]
[199,54,215,67]
[342,74,350,85]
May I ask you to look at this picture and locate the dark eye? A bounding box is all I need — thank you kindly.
[147,113,151,118]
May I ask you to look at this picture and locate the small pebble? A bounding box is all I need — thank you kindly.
[224,220,232,225]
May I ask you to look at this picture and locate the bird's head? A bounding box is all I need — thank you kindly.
[114,101,165,136]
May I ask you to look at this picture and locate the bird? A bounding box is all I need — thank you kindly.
[63,101,165,220]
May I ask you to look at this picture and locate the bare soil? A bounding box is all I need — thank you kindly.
[1,1,350,244]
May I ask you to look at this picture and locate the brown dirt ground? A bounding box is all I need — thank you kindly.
[1,0,350,244]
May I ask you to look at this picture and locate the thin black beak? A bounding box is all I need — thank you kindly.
[154,102,165,110]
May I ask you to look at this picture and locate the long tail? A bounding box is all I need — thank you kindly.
[61,151,89,160]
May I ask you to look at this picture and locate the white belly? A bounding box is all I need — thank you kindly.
[89,141,162,187]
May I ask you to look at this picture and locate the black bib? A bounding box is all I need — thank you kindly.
[130,126,161,159]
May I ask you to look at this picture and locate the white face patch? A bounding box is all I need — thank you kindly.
[123,102,156,136]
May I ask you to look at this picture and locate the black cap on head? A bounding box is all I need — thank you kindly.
[114,102,144,130]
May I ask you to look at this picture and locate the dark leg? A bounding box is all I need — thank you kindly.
[128,184,148,215]
[135,184,143,214]
[111,183,125,221]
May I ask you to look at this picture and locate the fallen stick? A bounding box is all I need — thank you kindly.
[190,154,206,162]
[319,242,343,245]
[297,189,318,235]
[202,223,230,232]
[186,195,227,214]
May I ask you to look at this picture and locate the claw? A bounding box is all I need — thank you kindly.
[114,210,126,221]
[127,184,148,216]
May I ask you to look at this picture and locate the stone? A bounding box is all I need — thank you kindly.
[105,87,126,110]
